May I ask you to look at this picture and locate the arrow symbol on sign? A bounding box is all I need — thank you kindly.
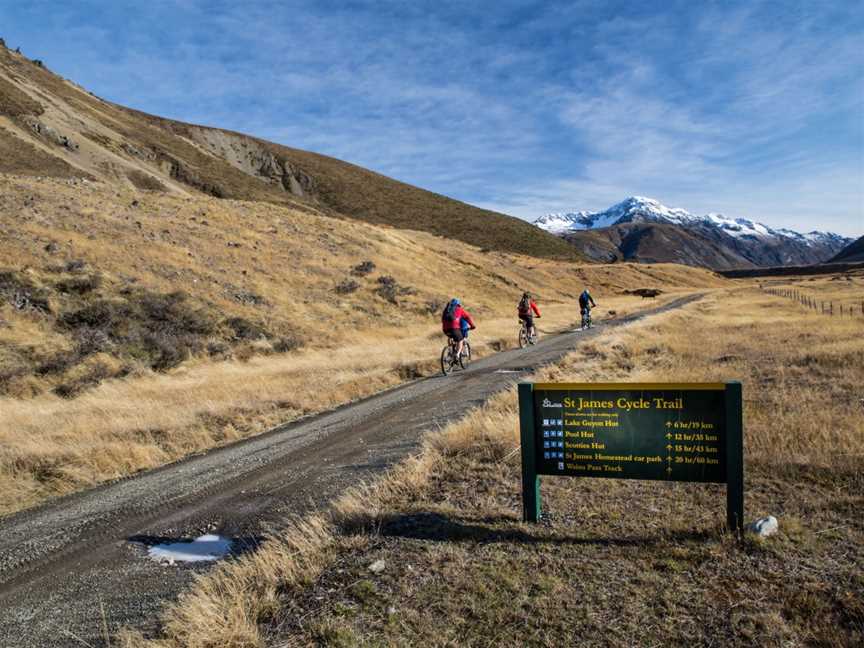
[667,467,673,474]
[665,433,672,439]
[666,444,673,451]
[665,421,672,428]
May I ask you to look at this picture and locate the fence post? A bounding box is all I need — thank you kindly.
[519,383,541,523]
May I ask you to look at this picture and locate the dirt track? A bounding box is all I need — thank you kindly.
[0,295,701,647]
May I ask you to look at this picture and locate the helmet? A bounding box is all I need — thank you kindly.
[451,298,461,306]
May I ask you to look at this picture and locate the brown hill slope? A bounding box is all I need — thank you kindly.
[0,43,577,259]
[829,235,864,263]
[564,222,757,270]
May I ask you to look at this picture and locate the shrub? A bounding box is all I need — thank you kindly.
[374,275,415,304]
[52,361,113,399]
[58,290,216,372]
[0,270,52,313]
[73,326,112,355]
[143,332,192,371]
[136,291,216,336]
[207,341,231,359]
[59,300,130,330]
[0,366,28,395]
[335,279,360,295]
[36,351,78,376]
[351,260,376,276]
[273,334,302,353]
[55,274,101,294]
[234,291,267,306]
[425,299,446,314]
[225,317,266,341]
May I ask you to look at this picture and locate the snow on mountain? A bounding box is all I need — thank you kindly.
[533,211,593,234]
[534,197,845,247]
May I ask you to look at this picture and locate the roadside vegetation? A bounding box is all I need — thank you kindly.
[122,279,863,648]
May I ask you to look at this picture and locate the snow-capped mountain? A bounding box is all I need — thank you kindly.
[536,197,696,232]
[534,197,853,269]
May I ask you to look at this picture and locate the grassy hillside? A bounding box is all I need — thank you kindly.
[0,174,725,514]
[125,280,864,648]
[0,43,578,259]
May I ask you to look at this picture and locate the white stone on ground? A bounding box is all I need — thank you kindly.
[748,516,779,537]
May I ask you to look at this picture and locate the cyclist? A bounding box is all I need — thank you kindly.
[579,289,596,328]
[442,298,475,359]
[518,292,541,341]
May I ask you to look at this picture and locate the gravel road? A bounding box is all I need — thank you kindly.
[0,295,700,647]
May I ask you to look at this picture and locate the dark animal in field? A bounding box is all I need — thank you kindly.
[622,288,663,298]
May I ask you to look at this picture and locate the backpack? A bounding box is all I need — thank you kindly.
[443,302,458,321]
[519,296,530,312]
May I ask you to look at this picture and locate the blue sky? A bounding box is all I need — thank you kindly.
[2,0,862,235]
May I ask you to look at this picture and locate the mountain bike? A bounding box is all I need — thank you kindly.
[441,337,471,375]
[518,319,538,348]
[580,307,593,330]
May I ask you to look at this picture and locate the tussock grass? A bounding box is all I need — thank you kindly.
[127,284,863,647]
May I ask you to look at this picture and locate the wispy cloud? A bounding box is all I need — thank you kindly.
[1,0,862,235]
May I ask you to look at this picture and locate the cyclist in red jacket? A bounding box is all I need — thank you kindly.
[518,292,541,341]
[442,298,475,359]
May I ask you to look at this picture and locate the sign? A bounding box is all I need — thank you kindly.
[519,382,744,532]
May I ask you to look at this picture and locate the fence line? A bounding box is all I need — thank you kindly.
[761,285,864,318]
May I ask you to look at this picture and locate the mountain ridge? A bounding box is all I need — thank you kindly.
[535,196,852,269]
[829,235,864,264]
[0,43,581,261]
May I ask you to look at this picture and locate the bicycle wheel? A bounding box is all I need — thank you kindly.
[441,345,453,375]
[459,341,471,369]
[518,326,529,348]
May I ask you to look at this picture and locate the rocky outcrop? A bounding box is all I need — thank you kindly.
[253,149,315,197]
[185,127,315,198]
[19,116,78,151]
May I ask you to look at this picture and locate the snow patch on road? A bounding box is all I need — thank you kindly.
[148,534,232,563]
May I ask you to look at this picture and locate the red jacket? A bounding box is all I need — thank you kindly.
[442,305,475,331]
[518,299,540,317]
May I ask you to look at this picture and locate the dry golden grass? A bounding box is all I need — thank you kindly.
[761,270,864,316]
[0,175,725,515]
[0,294,672,515]
[125,282,863,648]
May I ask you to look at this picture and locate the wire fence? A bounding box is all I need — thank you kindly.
[762,285,864,317]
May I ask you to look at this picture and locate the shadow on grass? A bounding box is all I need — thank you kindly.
[345,511,716,547]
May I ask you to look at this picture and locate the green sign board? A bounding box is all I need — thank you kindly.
[519,382,744,532]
